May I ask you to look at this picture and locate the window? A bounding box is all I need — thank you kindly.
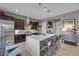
[63,19,75,31]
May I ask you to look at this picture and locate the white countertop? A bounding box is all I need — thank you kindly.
[26,34,56,41]
[15,30,26,35]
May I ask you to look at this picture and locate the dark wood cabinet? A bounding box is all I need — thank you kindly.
[14,19,24,30]
[0,15,25,44]
[0,15,25,30]
[0,16,14,21]
[30,21,41,30]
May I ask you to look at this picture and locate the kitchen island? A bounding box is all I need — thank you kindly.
[26,34,56,56]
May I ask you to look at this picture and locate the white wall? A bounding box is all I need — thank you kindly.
[52,10,79,43]
[52,10,79,34]
[52,21,56,34]
[42,20,47,34]
[26,17,30,24]
[55,22,61,35]
[38,10,79,36]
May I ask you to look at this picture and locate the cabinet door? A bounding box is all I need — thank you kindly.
[0,16,24,30]
[19,20,24,29]
[0,16,14,21]
[14,19,24,30]
[14,19,19,29]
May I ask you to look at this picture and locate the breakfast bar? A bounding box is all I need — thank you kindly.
[26,34,56,56]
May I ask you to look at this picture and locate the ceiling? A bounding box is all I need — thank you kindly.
[0,3,79,20]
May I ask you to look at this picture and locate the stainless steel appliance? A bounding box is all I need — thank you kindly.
[0,19,14,56]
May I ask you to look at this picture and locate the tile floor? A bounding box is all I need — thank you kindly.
[14,42,79,56]
[56,43,79,56]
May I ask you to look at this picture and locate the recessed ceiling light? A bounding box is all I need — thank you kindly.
[15,10,19,12]
[43,8,47,11]
[43,7,47,11]
[50,13,53,15]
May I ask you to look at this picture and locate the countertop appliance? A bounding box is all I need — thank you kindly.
[0,19,14,55]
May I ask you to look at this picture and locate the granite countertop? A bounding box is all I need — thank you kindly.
[26,34,56,41]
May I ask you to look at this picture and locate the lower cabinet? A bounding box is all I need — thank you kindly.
[14,34,26,44]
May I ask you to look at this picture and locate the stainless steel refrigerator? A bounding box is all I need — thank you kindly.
[0,19,14,56]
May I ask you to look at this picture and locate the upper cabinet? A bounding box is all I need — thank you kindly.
[0,15,24,30]
[0,16,14,21]
[14,19,24,30]
[30,21,42,31]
